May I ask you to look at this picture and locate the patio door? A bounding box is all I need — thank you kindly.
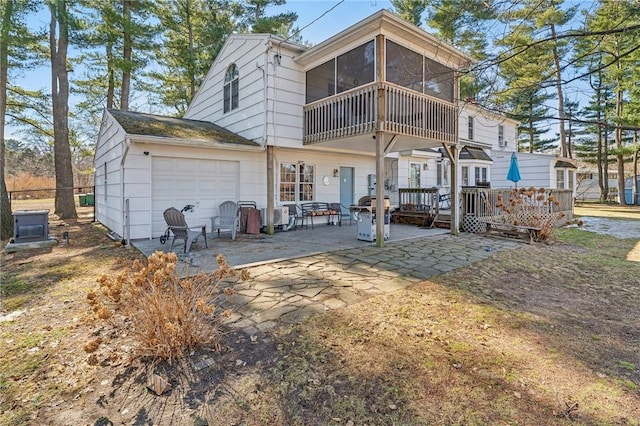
[339,166,354,213]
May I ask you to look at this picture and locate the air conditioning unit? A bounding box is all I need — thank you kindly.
[260,206,289,227]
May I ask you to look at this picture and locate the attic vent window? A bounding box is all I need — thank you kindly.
[224,64,239,113]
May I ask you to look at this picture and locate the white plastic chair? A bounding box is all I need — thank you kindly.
[211,201,240,240]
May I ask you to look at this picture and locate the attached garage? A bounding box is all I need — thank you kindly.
[94,109,263,241]
[151,157,240,236]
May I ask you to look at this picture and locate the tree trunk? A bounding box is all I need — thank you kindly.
[603,127,610,202]
[186,0,196,102]
[615,47,626,205]
[528,119,534,153]
[106,41,114,109]
[550,23,568,158]
[0,0,14,239]
[633,131,638,205]
[50,0,77,220]
[120,0,131,110]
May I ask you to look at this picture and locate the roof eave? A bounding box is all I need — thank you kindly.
[295,10,474,68]
[128,134,265,151]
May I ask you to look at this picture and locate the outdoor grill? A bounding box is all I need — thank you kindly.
[350,196,390,242]
[13,210,50,243]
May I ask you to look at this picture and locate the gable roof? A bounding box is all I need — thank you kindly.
[108,109,259,147]
[296,10,474,69]
[554,160,577,169]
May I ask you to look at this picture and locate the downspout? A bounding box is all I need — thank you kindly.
[121,137,131,244]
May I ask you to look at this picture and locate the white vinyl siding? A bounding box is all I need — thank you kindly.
[93,111,126,236]
[185,34,306,148]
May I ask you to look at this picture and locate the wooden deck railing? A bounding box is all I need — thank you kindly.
[303,82,457,144]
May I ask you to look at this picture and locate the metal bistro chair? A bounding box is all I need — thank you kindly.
[163,207,208,253]
[211,200,240,240]
[284,204,304,230]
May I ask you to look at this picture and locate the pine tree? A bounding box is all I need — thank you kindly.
[584,0,640,205]
[146,0,241,115]
[241,0,297,39]
[1,0,44,238]
[49,0,77,219]
[390,0,426,26]
[425,0,495,100]
[494,21,554,153]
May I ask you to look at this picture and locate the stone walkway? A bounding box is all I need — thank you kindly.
[219,233,521,336]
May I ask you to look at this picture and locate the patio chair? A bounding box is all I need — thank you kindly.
[284,204,304,230]
[211,200,240,240]
[163,207,208,253]
[329,202,354,226]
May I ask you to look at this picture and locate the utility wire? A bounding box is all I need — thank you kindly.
[281,0,346,45]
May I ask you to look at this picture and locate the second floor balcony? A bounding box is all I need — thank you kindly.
[303,81,457,148]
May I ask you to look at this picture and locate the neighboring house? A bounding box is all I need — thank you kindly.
[95,10,476,240]
[576,168,620,202]
[625,175,640,205]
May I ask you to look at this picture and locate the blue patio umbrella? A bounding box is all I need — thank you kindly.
[506,152,521,187]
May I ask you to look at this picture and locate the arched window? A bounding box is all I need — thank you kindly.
[224,64,239,113]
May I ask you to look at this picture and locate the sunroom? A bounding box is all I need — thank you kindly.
[295,10,474,243]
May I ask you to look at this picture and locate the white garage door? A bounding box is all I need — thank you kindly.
[151,157,239,236]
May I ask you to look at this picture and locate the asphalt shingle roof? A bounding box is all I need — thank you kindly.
[108,109,259,147]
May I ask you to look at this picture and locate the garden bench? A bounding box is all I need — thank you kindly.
[299,202,342,229]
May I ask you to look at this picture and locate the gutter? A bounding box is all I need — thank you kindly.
[128,134,266,151]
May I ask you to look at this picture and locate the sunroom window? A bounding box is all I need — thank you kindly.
[386,40,454,102]
[305,40,375,104]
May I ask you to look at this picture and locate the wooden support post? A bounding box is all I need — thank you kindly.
[266,145,275,235]
[375,33,386,247]
[376,131,385,247]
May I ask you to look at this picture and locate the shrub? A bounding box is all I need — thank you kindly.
[87,251,243,364]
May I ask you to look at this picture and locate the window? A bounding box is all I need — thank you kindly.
[306,59,335,104]
[385,40,454,101]
[468,116,474,140]
[475,166,487,185]
[568,170,574,190]
[498,125,505,147]
[103,162,107,200]
[305,41,374,103]
[461,166,469,186]
[556,169,565,189]
[437,160,450,186]
[223,64,239,113]
[409,163,421,188]
[424,56,454,102]
[336,41,375,94]
[280,162,315,202]
[578,172,593,180]
[386,40,424,93]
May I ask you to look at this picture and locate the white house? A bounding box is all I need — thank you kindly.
[96,10,548,242]
[94,11,477,241]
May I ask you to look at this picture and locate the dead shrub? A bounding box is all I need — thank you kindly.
[495,188,581,242]
[88,251,240,364]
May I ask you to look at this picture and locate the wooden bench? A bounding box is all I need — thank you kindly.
[300,202,342,229]
[477,217,542,243]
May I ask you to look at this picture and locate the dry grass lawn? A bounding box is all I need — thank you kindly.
[1,205,639,425]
